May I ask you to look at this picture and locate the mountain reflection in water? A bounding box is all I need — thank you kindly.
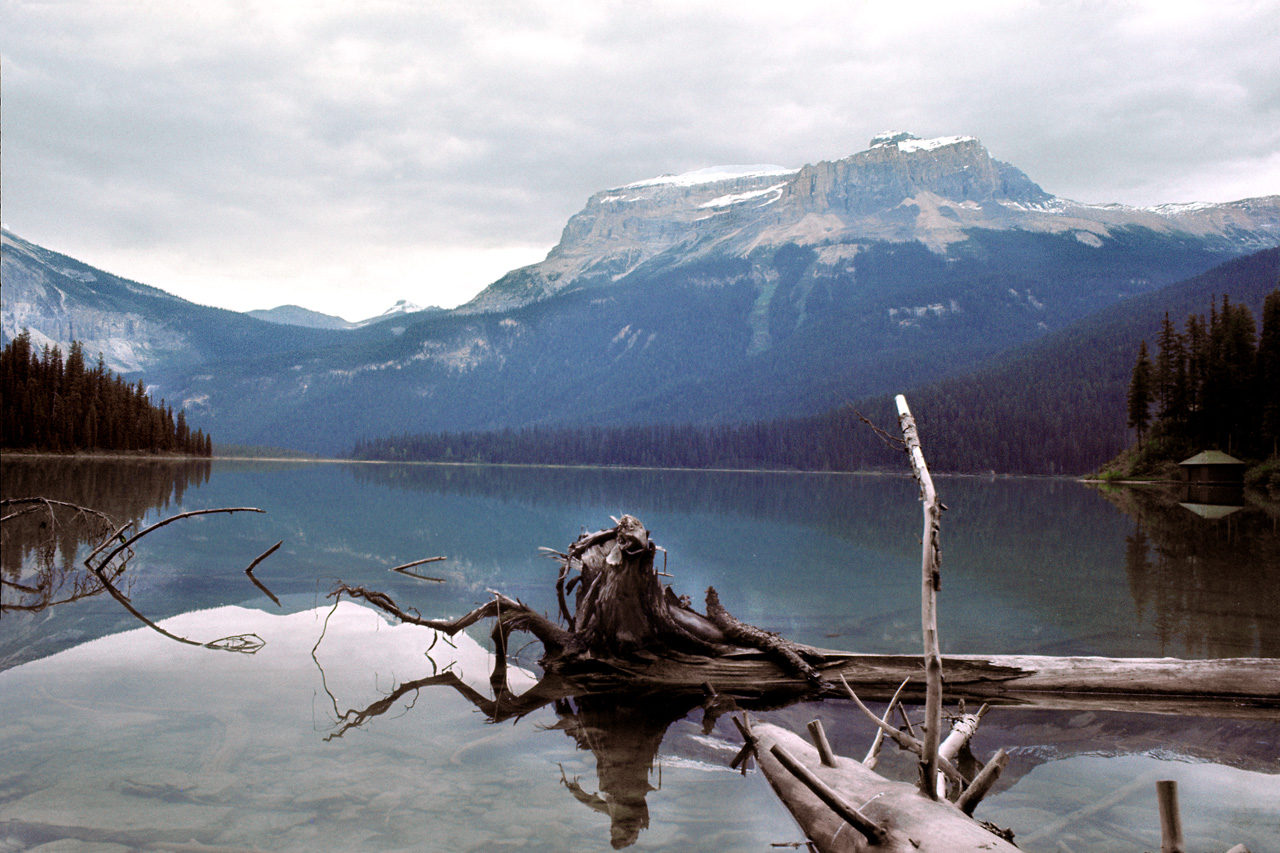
[1,601,1275,852]
[1,457,1277,851]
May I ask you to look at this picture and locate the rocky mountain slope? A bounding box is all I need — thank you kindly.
[462,132,1280,314]
[1,229,419,375]
[1,229,347,374]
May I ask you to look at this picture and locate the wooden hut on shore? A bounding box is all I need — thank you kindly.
[1179,450,1246,485]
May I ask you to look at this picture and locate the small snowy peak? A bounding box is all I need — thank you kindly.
[356,299,442,327]
[379,299,423,316]
[623,164,797,189]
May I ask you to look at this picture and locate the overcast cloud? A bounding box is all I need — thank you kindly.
[3,0,1279,320]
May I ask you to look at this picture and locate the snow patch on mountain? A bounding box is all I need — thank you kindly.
[897,135,978,153]
[625,165,797,188]
[360,299,421,322]
[699,183,789,209]
[889,300,962,328]
[1147,201,1219,215]
[869,131,977,152]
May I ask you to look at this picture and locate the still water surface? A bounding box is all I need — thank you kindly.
[1,457,1277,851]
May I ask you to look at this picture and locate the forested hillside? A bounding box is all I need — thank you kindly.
[352,247,1280,475]
[0,331,212,455]
[1123,288,1280,470]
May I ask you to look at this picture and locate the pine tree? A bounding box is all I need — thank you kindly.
[1257,288,1280,456]
[1206,298,1257,454]
[1154,312,1179,419]
[1127,340,1153,442]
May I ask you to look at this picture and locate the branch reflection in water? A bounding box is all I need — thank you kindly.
[312,605,789,849]
[2,493,270,654]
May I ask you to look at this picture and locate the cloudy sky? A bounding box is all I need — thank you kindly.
[3,1,1279,321]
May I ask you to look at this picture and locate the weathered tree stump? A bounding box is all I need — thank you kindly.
[332,513,826,689]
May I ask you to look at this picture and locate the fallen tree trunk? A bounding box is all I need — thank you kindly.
[330,513,1279,719]
[742,396,1266,852]
[546,646,1280,717]
[744,720,1019,852]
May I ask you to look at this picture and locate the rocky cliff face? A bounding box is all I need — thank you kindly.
[462,133,1280,313]
[778,133,1050,215]
[1,229,341,376]
[461,165,799,313]
[2,229,192,373]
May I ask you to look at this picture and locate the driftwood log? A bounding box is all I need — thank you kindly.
[742,720,1019,852]
[329,513,1280,719]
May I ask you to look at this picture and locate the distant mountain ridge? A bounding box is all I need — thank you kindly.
[247,299,442,330]
[247,305,357,330]
[356,247,1280,475]
[5,133,1279,459]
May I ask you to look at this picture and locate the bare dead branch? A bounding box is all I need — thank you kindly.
[839,675,966,788]
[896,394,944,799]
[955,748,1008,816]
[36,505,275,653]
[0,505,43,523]
[854,409,908,453]
[88,557,263,653]
[83,520,136,572]
[863,676,910,769]
[390,555,447,582]
[768,743,888,845]
[705,587,826,686]
[391,555,446,572]
[2,498,120,613]
[91,507,264,572]
[241,540,284,606]
[327,583,576,656]
[245,540,282,575]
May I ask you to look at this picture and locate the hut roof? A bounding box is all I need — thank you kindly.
[1179,450,1245,467]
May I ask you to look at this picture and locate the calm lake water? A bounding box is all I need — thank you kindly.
[2,456,1277,851]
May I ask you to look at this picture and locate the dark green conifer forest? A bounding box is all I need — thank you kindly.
[1123,289,1280,469]
[0,331,212,456]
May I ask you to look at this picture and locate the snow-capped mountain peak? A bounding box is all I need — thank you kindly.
[461,132,1280,315]
[377,299,422,317]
